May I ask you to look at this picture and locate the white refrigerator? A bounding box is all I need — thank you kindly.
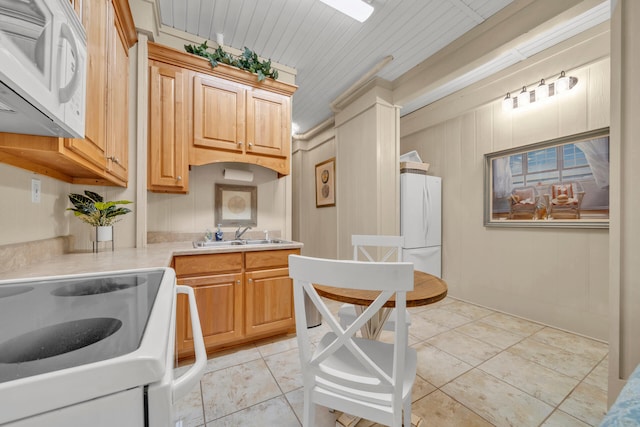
[400,171,442,278]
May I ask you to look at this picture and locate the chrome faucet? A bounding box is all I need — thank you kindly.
[235,226,252,240]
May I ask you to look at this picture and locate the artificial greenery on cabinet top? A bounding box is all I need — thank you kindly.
[184,41,279,82]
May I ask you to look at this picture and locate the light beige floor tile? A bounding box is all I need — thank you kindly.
[206,396,300,427]
[413,341,473,387]
[480,311,545,337]
[411,375,437,402]
[427,330,501,366]
[307,322,332,344]
[540,410,592,427]
[415,307,473,329]
[285,388,339,427]
[456,320,525,349]
[480,351,580,406]
[558,381,608,426]
[256,334,298,358]
[531,327,609,362]
[203,345,262,373]
[440,300,495,320]
[410,296,456,314]
[442,369,554,427]
[264,347,303,393]
[508,338,598,380]
[173,382,204,427]
[201,358,282,421]
[583,357,608,391]
[408,314,452,341]
[412,389,494,427]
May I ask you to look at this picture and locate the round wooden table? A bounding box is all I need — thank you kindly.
[314,270,448,309]
[313,270,447,427]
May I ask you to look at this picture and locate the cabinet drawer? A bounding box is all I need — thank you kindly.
[245,249,300,270]
[174,252,243,276]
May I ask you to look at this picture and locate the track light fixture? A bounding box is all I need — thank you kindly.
[503,71,578,111]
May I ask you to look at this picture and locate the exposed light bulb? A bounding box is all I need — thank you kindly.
[502,93,513,111]
[556,71,569,94]
[517,86,529,108]
[535,79,548,102]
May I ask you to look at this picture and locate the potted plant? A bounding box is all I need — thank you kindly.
[67,191,132,243]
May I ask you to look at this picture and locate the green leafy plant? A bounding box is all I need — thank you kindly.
[67,191,132,227]
[184,41,279,82]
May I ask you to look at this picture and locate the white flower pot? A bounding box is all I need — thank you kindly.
[95,226,113,242]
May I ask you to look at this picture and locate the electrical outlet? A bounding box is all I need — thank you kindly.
[31,178,41,203]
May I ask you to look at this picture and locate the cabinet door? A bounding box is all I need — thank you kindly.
[246,89,290,158]
[64,0,108,170]
[193,75,246,152]
[105,1,128,183]
[176,273,244,357]
[148,63,187,191]
[245,267,295,338]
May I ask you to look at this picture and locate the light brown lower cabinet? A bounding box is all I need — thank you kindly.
[174,249,298,360]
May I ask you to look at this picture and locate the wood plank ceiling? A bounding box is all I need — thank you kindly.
[156,0,606,134]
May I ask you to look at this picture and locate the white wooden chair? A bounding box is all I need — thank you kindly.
[338,235,411,338]
[289,254,416,427]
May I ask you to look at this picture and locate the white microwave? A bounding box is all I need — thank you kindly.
[0,0,86,138]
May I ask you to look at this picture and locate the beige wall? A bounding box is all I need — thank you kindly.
[608,0,640,402]
[292,128,337,258]
[400,55,610,341]
[0,163,69,246]
[147,162,290,239]
[334,82,400,259]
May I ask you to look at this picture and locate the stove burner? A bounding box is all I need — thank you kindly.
[0,286,33,299]
[51,277,145,297]
[0,318,122,363]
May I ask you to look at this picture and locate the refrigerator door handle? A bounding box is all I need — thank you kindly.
[423,181,429,242]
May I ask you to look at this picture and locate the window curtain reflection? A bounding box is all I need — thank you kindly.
[575,137,609,188]
[493,157,513,198]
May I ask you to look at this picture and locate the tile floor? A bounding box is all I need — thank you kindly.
[173,297,609,427]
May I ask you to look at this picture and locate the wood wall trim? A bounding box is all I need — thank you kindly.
[113,0,138,48]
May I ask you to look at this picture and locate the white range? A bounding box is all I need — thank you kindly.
[0,268,206,427]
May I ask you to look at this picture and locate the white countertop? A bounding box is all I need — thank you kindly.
[0,241,304,281]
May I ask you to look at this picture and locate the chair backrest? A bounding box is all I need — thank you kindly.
[551,181,584,198]
[352,234,404,263]
[289,254,414,424]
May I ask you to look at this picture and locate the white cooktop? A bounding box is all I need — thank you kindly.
[0,268,176,424]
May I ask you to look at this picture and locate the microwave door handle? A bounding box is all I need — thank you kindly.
[171,285,207,402]
[58,23,80,103]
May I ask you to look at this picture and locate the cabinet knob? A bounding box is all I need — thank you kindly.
[107,156,120,164]
[238,141,243,147]
[236,280,241,284]
[248,278,253,283]
[176,176,182,181]
[248,142,253,148]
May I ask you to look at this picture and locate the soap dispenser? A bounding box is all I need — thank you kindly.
[215,224,223,241]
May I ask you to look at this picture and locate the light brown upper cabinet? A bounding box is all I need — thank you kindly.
[0,0,136,187]
[148,62,188,193]
[147,42,297,193]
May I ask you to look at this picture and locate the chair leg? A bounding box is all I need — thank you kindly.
[303,391,315,426]
[403,396,411,427]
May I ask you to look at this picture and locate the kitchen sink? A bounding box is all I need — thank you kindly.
[192,239,291,248]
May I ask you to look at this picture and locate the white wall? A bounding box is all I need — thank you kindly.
[400,57,610,341]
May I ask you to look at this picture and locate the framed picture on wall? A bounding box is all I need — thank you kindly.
[315,157,336,208]
[215,184,257,226]
[484,127,610,228]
